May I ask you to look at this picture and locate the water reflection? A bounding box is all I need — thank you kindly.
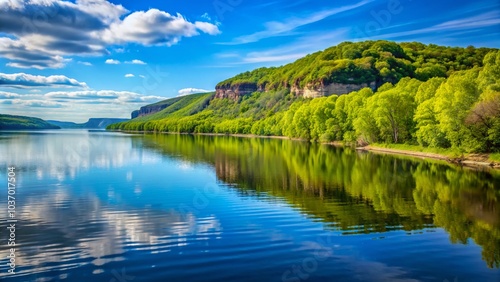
[0,130,498,282]
[0,184,222,276]
[142,134,500,268]
[0,130,158,180]
[0,131,223,279]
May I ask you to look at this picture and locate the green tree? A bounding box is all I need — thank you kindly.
[357,78,421,143]
[434,69,481,150]
[414,77,448,147]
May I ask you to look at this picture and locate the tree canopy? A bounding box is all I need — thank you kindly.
[216,40,495,90]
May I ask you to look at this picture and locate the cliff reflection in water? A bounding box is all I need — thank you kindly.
[141,134,500,268]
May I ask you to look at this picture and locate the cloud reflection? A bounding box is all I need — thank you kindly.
[0,131,161,180]
[0,186,222,278]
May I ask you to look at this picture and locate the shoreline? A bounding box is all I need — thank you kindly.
[357,145,500,170]
[194,132,305,141]
[109,130,500,170]
[359,145,449,160]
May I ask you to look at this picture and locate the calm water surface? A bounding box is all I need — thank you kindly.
[0,130,498,282]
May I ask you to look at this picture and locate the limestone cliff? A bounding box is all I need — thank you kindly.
[215,82,259,99]
[131,96,188,119]
[132,103,171,119]
[215,81,377,100]
[291,81,377,98]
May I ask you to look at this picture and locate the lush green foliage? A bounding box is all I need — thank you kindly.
[109,42,500,154]
[108,93,214,131]
[217,41,495,90]
[0,114,60,130]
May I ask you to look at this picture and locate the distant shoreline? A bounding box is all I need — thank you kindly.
[109,129,500,170]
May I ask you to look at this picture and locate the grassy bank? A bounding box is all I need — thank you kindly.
[489,153,500,162]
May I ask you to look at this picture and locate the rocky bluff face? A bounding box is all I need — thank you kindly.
[215,82,259,99]
[292,81,377,98]
[215,81,376,100]
[132,104,170,119]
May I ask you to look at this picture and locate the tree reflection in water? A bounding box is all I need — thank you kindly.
[142,134,500,268]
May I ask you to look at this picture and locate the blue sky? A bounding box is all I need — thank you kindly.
[0,0,499,122]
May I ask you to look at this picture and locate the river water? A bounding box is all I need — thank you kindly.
[0,130,498,281]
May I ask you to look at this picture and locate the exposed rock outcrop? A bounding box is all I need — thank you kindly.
[291,81,377,98]
[215,82,258,99]
[215,81,377,100]
[132,103,171,119]
[131,110,140,119]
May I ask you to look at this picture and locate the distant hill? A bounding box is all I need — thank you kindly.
[0,114,60,130]
[46,120,81,128]
[107,92,214,130]
[48,118,129,129]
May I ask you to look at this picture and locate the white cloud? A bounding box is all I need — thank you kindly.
[434,11,500,30]
[194,21,221,35]
[201,13,211,21]
[0,91,21,99]
[1,89,166,122]
[223,0,372,44]
[2,98,64,108]
[177,88,213,96]
[126,59,146,65]
[105,59,120,64]
[0,1,220,69]
[78,61,92,66]
[45,91,119,100]
[0,37,72,69]
[361,11,500,40]
[216,29,348,65]
[243,53,309,64]
[44,90,165,104]
[139,75,146,79]
[103,9,220,46]
[0,72,88,88]
[125,74,134,78]
[215,52,240,59]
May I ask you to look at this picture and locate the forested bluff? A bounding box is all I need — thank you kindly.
[108,40,500,155]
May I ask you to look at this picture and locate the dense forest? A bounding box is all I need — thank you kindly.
[108,41,500,154]
[216,40,496,89]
